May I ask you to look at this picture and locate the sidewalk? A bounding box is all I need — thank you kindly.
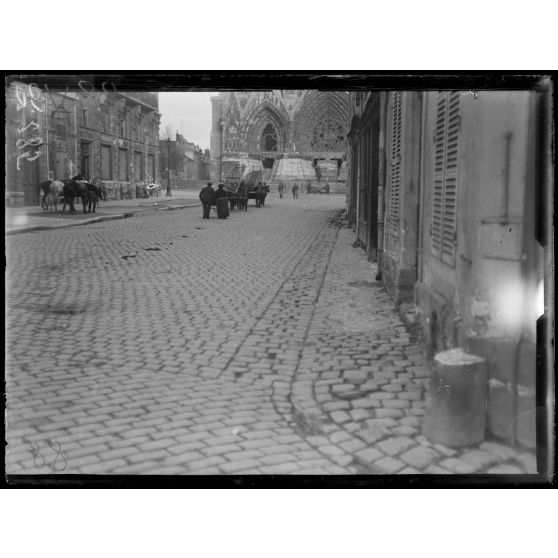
[5,189,202,235]
[289,221,537,474]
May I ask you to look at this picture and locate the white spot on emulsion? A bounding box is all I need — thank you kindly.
[12,215,30,226]
[536,279,544,318]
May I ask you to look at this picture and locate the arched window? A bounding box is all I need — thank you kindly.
[101,107,110,133]
[260,123,278,152]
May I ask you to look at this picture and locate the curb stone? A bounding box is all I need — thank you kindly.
[5,203,200,235]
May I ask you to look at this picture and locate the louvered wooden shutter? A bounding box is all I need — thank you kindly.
[442,92,460,264]
[432,91,460,265]
[389,92,403,236]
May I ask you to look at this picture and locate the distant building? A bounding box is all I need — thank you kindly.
[5,81,160,206]
[159,133,209,187]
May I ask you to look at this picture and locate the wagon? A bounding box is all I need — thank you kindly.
[243,170,269,207]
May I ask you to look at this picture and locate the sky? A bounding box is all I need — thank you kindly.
[158,92,214,150]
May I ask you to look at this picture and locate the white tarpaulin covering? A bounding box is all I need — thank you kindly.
[272,157,314,181]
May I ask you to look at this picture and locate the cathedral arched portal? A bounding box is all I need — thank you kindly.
[244,103,287,159]
[261,123,278,152]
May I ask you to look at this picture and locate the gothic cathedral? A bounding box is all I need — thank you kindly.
[209,91,350,190]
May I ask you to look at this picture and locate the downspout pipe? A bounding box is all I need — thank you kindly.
[417,91,427,283]
[45,92,49,179]
[376,92,388,281]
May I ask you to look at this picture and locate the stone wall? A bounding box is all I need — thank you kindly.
[5,82,161,206]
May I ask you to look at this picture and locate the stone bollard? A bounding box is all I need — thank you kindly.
[423,348,488,447]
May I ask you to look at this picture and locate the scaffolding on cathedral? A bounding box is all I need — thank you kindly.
[272,155,314,183]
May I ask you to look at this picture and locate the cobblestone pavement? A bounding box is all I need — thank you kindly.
[5,194,536,476]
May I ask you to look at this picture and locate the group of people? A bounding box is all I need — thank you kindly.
[200,177,331,220]
[277,180,330,198]
[199,182,229,219]
[277,181,300,199]
[136,178,161,199]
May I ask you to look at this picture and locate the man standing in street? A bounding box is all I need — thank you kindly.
[255,181,264,208]
[199,182,214,219]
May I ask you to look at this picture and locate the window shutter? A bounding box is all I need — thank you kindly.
[441,92,460,265]
[432,91,460,265]
[389,91,403,236]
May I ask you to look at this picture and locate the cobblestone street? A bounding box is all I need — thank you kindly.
[5,194,536,476]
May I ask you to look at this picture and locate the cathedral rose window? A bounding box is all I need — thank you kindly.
[311,119,346,151]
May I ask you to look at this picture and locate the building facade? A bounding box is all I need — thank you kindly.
[346,86,553,450]
[158,133,210,188]
[210,90,349,190]
[5,81,160,206]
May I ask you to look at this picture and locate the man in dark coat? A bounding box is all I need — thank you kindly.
[199,182,214,219]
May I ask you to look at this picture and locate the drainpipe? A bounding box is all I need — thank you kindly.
[417,91,428,283]
[45,92,49,179]
[501,131,513,224]
[355,141,360,238]
[74,97,78,177]
[376,92,388,281]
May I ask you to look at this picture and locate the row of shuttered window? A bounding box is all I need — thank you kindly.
[389,91,460,266]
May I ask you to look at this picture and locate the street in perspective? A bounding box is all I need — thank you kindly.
[5,79,552,479]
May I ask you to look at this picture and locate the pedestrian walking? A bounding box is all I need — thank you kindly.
[278,181,285,199]
[199,182,214,219]
[292,182,299,199]
[306,181,311,195]
[256,181,264,208]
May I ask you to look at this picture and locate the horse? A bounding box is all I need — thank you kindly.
[46,180,64,212]
[38,180,53,210]
[237,182,248,211]
[82,189,98,213]
[81,182,104,207]
[62,174,89,214]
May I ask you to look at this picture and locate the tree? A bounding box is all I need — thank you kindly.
[160,124,174,140]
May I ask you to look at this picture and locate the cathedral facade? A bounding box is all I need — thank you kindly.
[209,91,350,189]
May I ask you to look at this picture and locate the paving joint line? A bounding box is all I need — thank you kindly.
[217,214,334,383]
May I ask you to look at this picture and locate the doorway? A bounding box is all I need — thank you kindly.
[80,142,90,180]
[22,156,40,205]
